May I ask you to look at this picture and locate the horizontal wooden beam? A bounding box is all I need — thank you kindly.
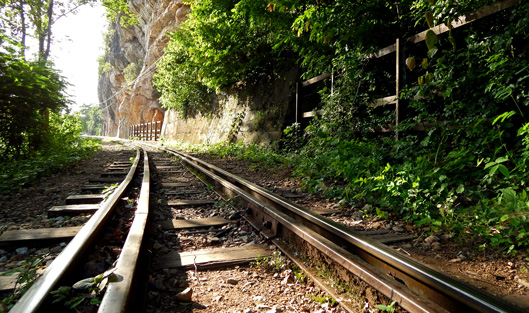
[301,72,331,87]
[369,0,518,59]
[370,95,397,107]
[302,110,324,118]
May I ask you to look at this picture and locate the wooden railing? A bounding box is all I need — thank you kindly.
[296,0,518,138]
[129,121,162,141]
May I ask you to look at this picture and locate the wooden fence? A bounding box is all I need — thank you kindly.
[296,0,518,139]
[129,121,163,141]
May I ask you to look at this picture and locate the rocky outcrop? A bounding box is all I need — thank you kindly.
[98,0,189,136]
[98,1,297,144]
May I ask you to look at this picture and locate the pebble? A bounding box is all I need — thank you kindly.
[424,235,439,245]
[227,278,238,285]
[53,216,65,222]
[0,256,8,263]
[15,247,28,255]
[175,287,193,302]
[0,249,7,255]
[351,212,364,220]
[392,226,404,232]
[431,242,442,251]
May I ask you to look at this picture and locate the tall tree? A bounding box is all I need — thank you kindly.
[0,0,95,62]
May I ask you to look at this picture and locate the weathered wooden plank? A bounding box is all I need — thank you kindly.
[369,0,518,59]
[162,182,192,188]
[302,110,324,118]
[101,171,127,177]
[0,226,82,244]
[0,273,19,291]
[301,72,332,87]
[82,184,112,192]
[111,162,131,166]
[370,95,397,107]
[153,244,272,269]
[164,190,203,196]
[89,177,122,184]
[167,199,216,207]
[65,194,104,205]
[48,204,99,218]
[156,166,180,170]
[161,217,229,230]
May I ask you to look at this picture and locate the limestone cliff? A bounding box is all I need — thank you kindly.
[98,1,297,144]
[98,0,189,137]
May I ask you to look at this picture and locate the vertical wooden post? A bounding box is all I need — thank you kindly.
[295,82,299,124]
[395,38,400,141]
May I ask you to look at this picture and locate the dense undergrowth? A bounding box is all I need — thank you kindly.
[0,134,101,196]
[1,28,102,196]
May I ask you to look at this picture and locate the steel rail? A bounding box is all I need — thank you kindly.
[156,146,521,313]
[98,148,150,313]
[10,146,141,313]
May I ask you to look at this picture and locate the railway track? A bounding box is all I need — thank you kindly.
[0,140,525,312]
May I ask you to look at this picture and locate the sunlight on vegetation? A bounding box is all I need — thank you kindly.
[155,0,529,255]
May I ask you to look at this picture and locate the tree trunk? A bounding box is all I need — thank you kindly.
[18,0,26,59]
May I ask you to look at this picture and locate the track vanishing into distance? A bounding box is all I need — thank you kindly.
[0,139,525,312]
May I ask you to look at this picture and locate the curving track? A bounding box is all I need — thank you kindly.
[3,139,525,312]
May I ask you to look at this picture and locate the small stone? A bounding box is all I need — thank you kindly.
[0,256,8,263]
[53,216,65,222]
[59,242,67,247]
[215,295,224,302]
[431,242,442,251]
[392,226,404,232]
[15,247,28,255]
[0,249,7,255]
[239,231,248,236]
[351,212,364,220]
[229,212,241,220]
[226,278,238,285]
[253,295,265,303]
[424,235,439,245]
[175,287,193,302]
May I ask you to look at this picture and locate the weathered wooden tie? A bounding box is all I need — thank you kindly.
[0,226,82,245]
[48,204,99,218]
[161,217,229,230]
[65,194,104,205]
[167,199,216,207]
[153,244,272,269]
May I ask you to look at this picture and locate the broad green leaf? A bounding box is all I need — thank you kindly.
[406,57,416,71]
[499,214,509,223]
[425,30,438,50]
[421,58,429,69]
[425,11,434,28]
[488,164,499,175]
[456,184,465,194]
[427,46,438,58]
[495,156,509,163]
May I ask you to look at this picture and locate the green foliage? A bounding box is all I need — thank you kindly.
[377,301,397,313]
[0,256,45,311]
[101,0,138,26]
[154,0,296,115]
[0,31,70,161]
[0,136,101,195]
[123,62,142,85]
[78,104,103,136]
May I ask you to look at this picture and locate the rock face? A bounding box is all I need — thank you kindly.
[98,1,296,144]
